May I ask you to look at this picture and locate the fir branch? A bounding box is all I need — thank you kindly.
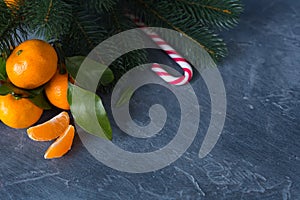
[1,0,243,70]
[100,8,148,83]
[61,8,108,56]
[22,0,72,40]
[86,0,117,13]
[135,0,208,51]
[111,10,122,32]
[130,0,228,61]
[0,1,26,56]
[174,0,243,30]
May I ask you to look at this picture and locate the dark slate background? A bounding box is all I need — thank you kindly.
[0,0,299,199]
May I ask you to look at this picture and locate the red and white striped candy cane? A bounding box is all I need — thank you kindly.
[126,14,193,85]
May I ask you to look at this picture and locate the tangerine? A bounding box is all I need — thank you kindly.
[4,0,17,8]
[0,94,43,129]
[45,70,70,110]
[6,39,57,89]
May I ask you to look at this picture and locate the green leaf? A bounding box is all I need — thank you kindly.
[28,85,46,96]
[0,57,7,81]
[29,92,52,110]
[0,82,44,97]
[65,56,114,87]
[0,83,11,95]
[68,83,112,140]
[0,82,32,97]
[0,82,50,109]
[100,68,114,86]
[115,86,135,108]
[65,56,85,79]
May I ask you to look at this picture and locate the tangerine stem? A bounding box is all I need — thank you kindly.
[16,49,23,56]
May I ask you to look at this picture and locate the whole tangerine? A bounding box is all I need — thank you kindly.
[0,94,43,129]
[45,70,70,110]
[6,39,57,89]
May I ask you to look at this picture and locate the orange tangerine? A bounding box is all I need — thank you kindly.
[45,70,70,110]
[0,94,43,129]
[6,39,57,89]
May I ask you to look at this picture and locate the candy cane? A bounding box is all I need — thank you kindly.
[126,14,193,85]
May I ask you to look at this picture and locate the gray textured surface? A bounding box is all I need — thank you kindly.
[1,0,300,199]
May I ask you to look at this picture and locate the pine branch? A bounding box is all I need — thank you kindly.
[128,0,228,61]
[1,0,243,79]
[61,8,108,56]
[86,0,117,13]
[96,8,148,86]
[0,1,26,56]
[21,0,72,40]
[173,0,243,30]
[158,26,227,62]
[59,2,147,93]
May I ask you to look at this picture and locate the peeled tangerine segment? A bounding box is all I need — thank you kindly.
[27,111,70,141]
[44,125,75,159]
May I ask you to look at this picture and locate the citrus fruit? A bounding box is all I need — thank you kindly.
[45,70,70,110]
[4,0,17,8]
[0,94,43,129]
[27,111,70,141]
[6,39,57,89]
[44,125,75,159]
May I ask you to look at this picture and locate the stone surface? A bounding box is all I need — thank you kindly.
[0,0,299,199]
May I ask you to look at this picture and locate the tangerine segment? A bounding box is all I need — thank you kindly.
[6,39,57,89]
[44,125,75,159]
[27,111,70,141]
[0,94,43,129]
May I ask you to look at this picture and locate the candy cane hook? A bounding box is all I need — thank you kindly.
[126,14,193,85]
